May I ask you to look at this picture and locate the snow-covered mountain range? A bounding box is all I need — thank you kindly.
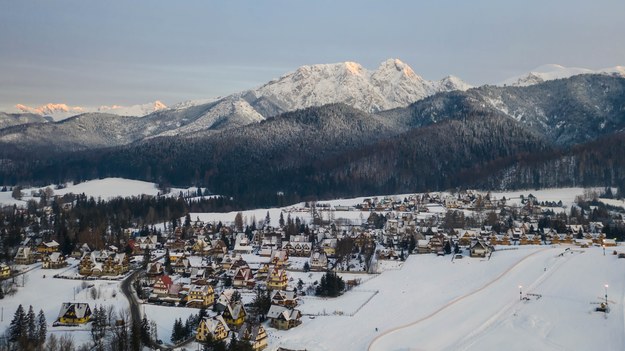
[501,64,625,87]
[14,101,168,121]
[0,58,473,146]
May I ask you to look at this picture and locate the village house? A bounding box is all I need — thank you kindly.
[146,262,164,284]
[222,300,247,328]
[14,247,35,265]
[215,289,236,313]
[255,263,270,281]
[152,275,174,297]
[470,240,490,258]
[309,251,328,271]
[186,284,215,308]
[133,235,159,254]
[267,305,302,330]
[56,303,92,325]
[172,256,191,275]
[36,240,60,255]
[321,238,337,257]
[79,250,129,277]
[266,267,288,290]
[0,263,11,279]
[233,233,254,254]
[196,315,230,343]
[233,265,255,288]
[238,323,268,350]
[270,250,289,267]
[42,252,67,269]
[191,238,212,256]
[281,235,312,257]
[270,290,298,308]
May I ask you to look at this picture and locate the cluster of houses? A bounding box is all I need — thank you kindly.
[6,189,623,349]
[195,288,302,350]
[12,240,68,270]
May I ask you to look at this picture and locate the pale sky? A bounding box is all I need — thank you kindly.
[0,0,623,111]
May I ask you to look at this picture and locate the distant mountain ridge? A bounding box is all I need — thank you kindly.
[501,64,625,87]
[14,101,168,120]
[0,59,471,151]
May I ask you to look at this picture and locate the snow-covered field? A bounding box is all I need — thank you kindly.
[0,259,129,347]
[270,245,625,351]
[4,245,622,350]
[0,178,201,207]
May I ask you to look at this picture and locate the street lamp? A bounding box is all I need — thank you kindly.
[519,285,523,301]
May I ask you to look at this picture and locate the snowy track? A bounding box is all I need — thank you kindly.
[367,247,624,351]
[368,248,550,351]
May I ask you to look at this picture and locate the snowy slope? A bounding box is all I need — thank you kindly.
[502,64,625,86]
[266,246,624,351]
[250,58,471,114]
[0,178,199,207]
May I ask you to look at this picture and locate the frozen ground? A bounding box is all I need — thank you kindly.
[0,260,129,347]
[265,245,625,351]
[0,178,200,207]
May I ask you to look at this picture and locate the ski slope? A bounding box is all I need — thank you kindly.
[269,246,625,351]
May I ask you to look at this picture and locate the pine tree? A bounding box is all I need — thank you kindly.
[140,316,151,345]
[171,318,183,343]
[8,304,25,343]
[36,309,47,347]
[26,305,37,343]
[279,212,285,228]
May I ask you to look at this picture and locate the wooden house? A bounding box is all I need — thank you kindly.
[215,289,235,313]
[36,240,60,254]
[267,305,302,330]
[0,263,11,279]
[309,251,328,271]
[255,263,270,281]
[42,252,67,269]
[146,262,164,284]
[56,303,92,325]
[79,251,129,276]
[191,238,212,256]
[270,250,289,267]
[172,256,191,275]
[14,247,35,265]
[270,290,298,308]
[186,284,215,308]
[238,323,268,350]
[134,235,158,252]
[102,253,129,275]
[267,268,288,290]
[196,315,230,342]
[222,300,247,328]
[470,241,490,258]
[233,234,254,254]
[233,266,255,288]
[153,275,173,297]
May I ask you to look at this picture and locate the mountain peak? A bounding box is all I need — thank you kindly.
[343,61,365,75]
[376,58,418,79]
